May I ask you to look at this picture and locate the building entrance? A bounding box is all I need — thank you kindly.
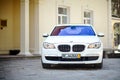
[114,23,120,48]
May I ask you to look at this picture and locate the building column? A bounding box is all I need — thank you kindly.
[107,0,112,48]
[18,0,32,56]
[33,0,41,56]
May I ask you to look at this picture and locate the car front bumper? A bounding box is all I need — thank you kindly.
[41,49,103,64]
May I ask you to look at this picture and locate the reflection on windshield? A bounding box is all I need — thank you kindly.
[51,26,96,36]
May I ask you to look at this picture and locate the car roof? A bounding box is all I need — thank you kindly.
[55,24,93,27]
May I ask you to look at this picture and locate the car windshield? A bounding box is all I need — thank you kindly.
[50,25,96,36]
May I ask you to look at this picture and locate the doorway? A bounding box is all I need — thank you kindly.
[114,23,120,48]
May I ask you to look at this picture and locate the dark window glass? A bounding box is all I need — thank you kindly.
[112,0,120,18]
[114,23,120,46]
[62,16,67,24]
[58,7,67,15]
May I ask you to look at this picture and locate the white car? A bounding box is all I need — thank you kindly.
[41,24,104,68]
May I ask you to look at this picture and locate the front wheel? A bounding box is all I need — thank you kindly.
[41,59,51,68]
[42,63,51,68]
[94,62,103,69]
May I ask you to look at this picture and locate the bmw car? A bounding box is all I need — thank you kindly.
[41,24,104,68]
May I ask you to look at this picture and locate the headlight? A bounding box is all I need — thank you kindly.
[43,42,55,49]
[88,42,101,49]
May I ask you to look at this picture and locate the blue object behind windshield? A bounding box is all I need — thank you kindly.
[51,26,96,36]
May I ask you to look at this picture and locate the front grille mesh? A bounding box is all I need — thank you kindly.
[58,44,85,52]
[72,45,85,52]
[58,45,70,52]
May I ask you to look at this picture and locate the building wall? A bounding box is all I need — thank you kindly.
[29,0,35,51]
[0,0,110,54]
[0,0,20,54]
[13,0,20,49]
[0,0,14,54]
[112,18,120,26]
[39,0,108,48]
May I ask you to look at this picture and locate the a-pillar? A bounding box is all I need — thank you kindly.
[18,0,33,56]
[33,0,41,56]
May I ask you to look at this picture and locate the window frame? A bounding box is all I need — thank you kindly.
[57,6,70,24]
[83,10,93,25]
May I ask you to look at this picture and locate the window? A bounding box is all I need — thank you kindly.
[112,0,120,18]
[51,26,95,36]
[58,7,69,24]
[84,10,93,25]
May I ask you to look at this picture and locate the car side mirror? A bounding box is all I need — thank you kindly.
[43,33,49,37]
[97,33,104,37]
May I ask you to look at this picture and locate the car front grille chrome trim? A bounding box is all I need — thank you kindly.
[58,44,85,52]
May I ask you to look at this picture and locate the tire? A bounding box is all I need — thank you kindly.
[94,62,103,69]
[41,58,51,68]
[42,63,51,68]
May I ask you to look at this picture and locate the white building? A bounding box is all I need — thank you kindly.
[0,0,119,56]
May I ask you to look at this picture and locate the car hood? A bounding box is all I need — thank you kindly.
[44,36,101,44]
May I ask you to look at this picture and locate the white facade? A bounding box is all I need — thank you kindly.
[0,0,117,56]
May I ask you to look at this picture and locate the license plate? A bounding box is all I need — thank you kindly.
[62,54,81,58]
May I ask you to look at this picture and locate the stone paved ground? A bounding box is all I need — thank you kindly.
[0,57,120,80]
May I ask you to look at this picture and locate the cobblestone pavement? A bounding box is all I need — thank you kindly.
[0,57,120,80]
